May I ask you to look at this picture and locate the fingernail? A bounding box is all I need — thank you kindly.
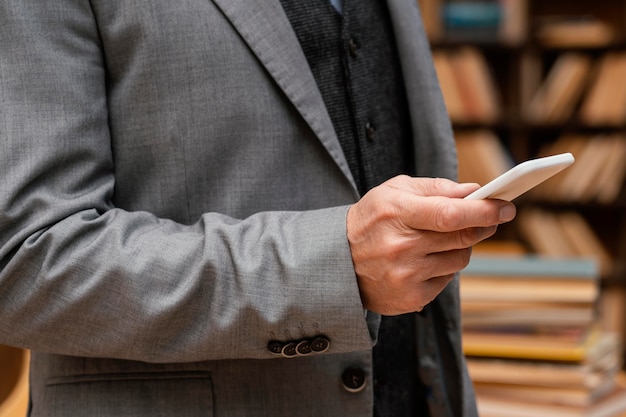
[499,204,516,222]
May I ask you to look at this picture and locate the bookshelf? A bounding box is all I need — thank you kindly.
[419,0,626,415]
[420,0,626,295]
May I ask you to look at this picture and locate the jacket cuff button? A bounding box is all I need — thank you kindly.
[310,336,330,353]
[281,342,298,358]
[341,367,367,393]
[296,340,312,355]
[267,341,284,355]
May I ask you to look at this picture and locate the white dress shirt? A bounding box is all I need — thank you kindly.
[329,0,342,13]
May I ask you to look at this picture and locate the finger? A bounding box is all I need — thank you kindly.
[387,247,471,291]
[419,247,474,280]
[403,196,516,232]
[379,273,455,315]
[410,274,456,313]
[412,225,498,254]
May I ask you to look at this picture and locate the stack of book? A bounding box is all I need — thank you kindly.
[460,255,626,417]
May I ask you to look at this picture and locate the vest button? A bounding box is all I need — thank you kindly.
[348,37,360,58]
[341,367,367,393]
[365,120,376,141]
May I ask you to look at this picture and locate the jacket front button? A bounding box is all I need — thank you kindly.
[342,367,367,393]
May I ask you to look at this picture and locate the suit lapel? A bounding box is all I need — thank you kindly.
[387,0,457,181]
[211,0,358,192]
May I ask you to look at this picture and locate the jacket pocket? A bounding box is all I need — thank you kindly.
[45,371,213,417]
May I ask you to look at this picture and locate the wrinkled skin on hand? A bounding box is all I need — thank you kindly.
[347,175,516,316]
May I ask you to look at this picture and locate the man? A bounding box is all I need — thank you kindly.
[0,1,515,416]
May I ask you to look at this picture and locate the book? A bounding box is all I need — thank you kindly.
[462,255,599,278]
[593,135,626,203]
[433,48,502,123]
[526,53,592,124]
[563,136,616,202]
[531,134,626,204]
[556,135,614,203]
[463,327,617,363]
[517,209,579,258]
[442,0,502,41]
[519,51,542,111]
[432,50,466,122]
[516,209,613,277]
[474,379,616,408]
[455,129,513,186]
[498,0,527,45]
[462,301,596,329]
[580,53,626,126]
[556,212,614,277]
[417,0,444,41]
[461,274,598,304]
[477,375,626,417]
[448,47,501,123]
[467,357,620,391]
[420,0,527,44]
[531,134,589,201]
[460,255,599,306]
[534,16,615,48]
[600,287,626,344]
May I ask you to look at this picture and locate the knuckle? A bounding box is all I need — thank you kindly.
[432,177,452,189]
[434,201,463,231]
[479,225,498,242]
[457,227,479,248]
[458,247,472,268]
[455,225,497,249]
[448,248,472,271]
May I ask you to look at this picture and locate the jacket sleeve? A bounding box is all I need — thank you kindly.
[0,0,375,363]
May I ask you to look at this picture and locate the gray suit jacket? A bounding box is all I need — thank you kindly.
[0,0,477,416]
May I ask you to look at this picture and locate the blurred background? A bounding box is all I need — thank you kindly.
[418,0,626,415]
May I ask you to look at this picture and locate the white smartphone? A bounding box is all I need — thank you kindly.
[463,152,575,201]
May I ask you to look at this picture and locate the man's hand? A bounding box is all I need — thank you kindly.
[347,175,516,316]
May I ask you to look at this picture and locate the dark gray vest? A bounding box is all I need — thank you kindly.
[278,0,414,195]
[278,1,429,416]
